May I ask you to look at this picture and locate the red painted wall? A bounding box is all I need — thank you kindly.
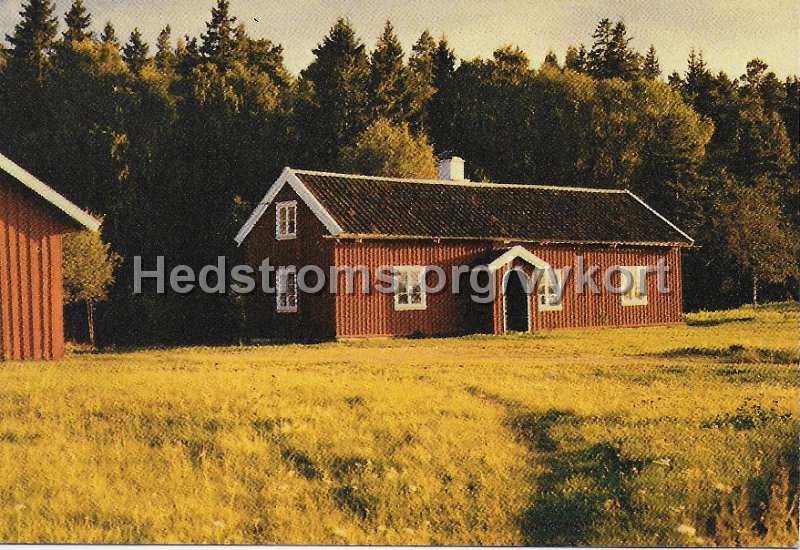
[333,240,493,337]
[242,184,336,341]
[335,241,683,337]
[0,174,73,361]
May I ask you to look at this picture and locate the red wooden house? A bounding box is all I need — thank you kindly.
[236,158,693,341]
[0,152,100,361]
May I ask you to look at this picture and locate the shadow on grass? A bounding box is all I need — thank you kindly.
[685,316,754,327]
[649,344,798,365]
[503,407,648,546]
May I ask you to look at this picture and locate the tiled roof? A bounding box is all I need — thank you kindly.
[292,171,692,246]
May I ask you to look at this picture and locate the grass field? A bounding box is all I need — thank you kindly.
[0,302,797,545]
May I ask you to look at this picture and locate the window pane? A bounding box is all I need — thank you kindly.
[287,206,296,234]
[394,267,426,310]
[277,204,296,237]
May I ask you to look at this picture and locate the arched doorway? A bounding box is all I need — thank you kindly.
[504,269,530,333]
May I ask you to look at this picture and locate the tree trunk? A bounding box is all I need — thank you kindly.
[752,276,758,307]
[86,300,95,350]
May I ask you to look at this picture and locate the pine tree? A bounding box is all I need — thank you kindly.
[175,34,201,75]
[587,18,612,78]
[122,28,149,73]
[406,30,438,131]
[680,50,719,117]
[240,34,291,87]
[609,21,640,78]
[587,19,640,80]
[200,0,239,66]
[155,25,176,68]
[63,0,92,42]
[409,30,436,78]
[294,18,370,167]
[5,0,59,84]
[684,49,708,88]
[542,50,559,69]
[100,21,119,47]
[565,44,587,73]
[782,76,799,151]
[426,37,456,152]
[642,45,660,79]
[369,21,409,123]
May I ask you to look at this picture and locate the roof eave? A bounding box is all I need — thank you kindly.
[0,152,101,232]
[325,234,692,247]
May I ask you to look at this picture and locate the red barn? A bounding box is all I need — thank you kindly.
[0,152,100,361]
[236,158,693,341]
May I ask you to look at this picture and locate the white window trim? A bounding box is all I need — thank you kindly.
[620,266,649,307]
[393,266,427,312]
[276,267,298,313]
[537,268,564,312]
[276,200,297,240]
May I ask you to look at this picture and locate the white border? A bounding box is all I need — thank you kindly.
[276,266,298,313]
[537,268,564,312]
[488,246,551,271]
[393,266,427,311]
[619,265,649,307]
[275,200,298,240]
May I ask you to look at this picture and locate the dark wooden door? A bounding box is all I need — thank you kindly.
[505,270,529,333]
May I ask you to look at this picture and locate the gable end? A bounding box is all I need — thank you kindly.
[235,168,342,245]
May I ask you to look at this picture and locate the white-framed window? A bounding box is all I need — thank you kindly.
[394,266,427,311]
[620,266,648,306]
[537,268,563,312]
[276,201,297,240]
[277,267,298,313]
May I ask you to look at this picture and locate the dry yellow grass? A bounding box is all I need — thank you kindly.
[0,302,797,545]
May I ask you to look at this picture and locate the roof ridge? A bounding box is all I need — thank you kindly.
[289,168,626,194]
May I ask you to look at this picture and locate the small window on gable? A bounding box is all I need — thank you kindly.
[537,268,563,312]
[394,266,426,311]
[620,266,648,306]
[276,201,297,240]
[277,267,298,313]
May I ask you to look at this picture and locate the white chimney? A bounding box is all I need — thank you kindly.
[439,156,466,181]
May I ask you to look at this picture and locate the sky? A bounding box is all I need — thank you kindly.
[0,0,798,78]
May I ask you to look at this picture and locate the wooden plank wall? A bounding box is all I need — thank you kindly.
[336,241,684,337]
[242,184,337,341]
[334,240,493,337]
[526,245,683,332]
[0,175,70,360]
